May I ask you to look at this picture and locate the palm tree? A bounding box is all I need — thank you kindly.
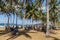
[12,8,15,27]
[25,4,40,29]
[16,0,33,29]
[46,0,50,37]
[49,0,59,28]
[5,0,20,27]
[5,4,11,27]
[46,0,59,37]
[0,1,7,31]
[25,0,45,29]
[0,1,12,31]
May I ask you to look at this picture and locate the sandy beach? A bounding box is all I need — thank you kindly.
[0,28,60,40]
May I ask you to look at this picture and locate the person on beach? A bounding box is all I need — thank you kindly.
[12,26,19,35]
[42,24,47,33]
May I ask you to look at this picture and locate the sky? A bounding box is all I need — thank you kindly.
[0,13,42,25]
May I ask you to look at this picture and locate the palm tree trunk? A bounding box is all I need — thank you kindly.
[22,14,25,29]
[4,14,6,27]
[32,20,33,29]
[4,14,6,31]
[32,18,34,30]
[8,15,9,27]
[16,13,17,27]
[13,14,14,27]
[7,15,10,32]
[22,0,25,29]
[54,19,56,28]
[46,0,50,37]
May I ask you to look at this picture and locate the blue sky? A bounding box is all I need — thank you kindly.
[0,13,42,25]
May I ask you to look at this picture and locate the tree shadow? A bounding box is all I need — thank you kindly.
[0,30,10,36]
[50,31,56,34]
[49,36,60,40]
[7,30,32,40]
[25,29,37,33]
[28,32,37,33]
[21,31,32,38]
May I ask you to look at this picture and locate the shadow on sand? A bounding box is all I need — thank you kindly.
[48,36,60,40]
[50,31,57,34]
[7,30,32,40]
[0,30,10,36]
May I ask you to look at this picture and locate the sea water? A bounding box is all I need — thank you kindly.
[0,23,22,27]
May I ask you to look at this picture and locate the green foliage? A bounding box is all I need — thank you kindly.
[49,0,59,22]
[0,0,59,24]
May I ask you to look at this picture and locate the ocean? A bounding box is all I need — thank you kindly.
[0,23,34,27]
[0,23,22,27]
